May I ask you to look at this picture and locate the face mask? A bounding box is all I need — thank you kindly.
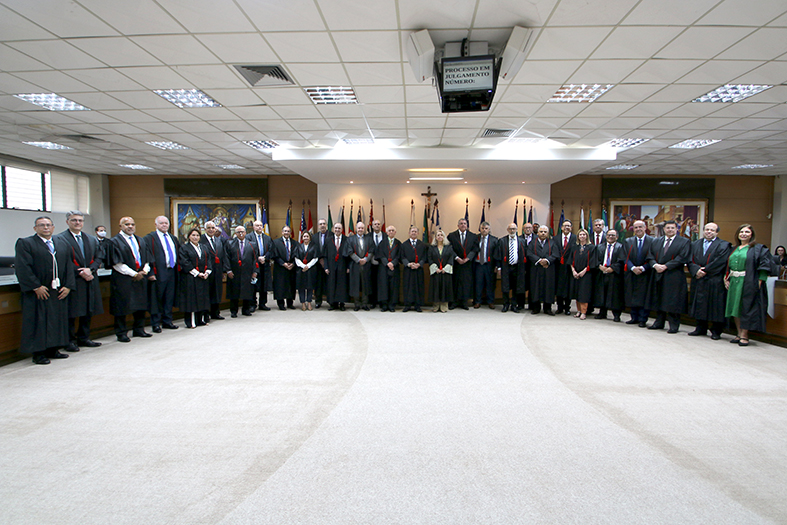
[96,231,107,238]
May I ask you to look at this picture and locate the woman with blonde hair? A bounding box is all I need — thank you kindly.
[428,230,455,312]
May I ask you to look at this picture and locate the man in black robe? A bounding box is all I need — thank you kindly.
[688,222,732,340]
[368,219,384,308]
[312,218,330,308]
[347,222,373,311]
[447,218,477,310]
[473,221,497,309]
[94,225,109,267]
[527,225,557,315]
[497,223,528,313]
[646,220,690,333]
[271,225,297,310]
[594,229,626,322]
[200,221,226,320]
[553,219,577,315]
[110,216,153,342]
[224,225,258,317]
[249,220,272,312]
[400,226,428,312]
[623,220,654,327]
[520,222,535,310]
[323,222,349,311]
[55,210,103,351]
[15,216,75,364]
[375,225,401,312]
[144,216,180,332]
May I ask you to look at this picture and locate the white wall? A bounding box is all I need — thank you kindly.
[318,182,551,238]
[773,175,786,251]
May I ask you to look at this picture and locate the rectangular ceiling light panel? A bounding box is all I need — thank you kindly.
[15,93,91,111]
[548,84,614,103]
[692,84,773,103]
[153,89,222,108]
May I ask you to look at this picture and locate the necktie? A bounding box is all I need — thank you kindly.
[209,237,215,251]
[411,240,416,248]
[480,237,486,262]
[637,238,643,258]
[129,236,141,266]
[359,237,364,251]
[375,234,380,245]
[286,239,291,258]
[563,236,568,249]
[389,238,393,248]
[605,244,612,266]
[240,240,245,256]
[336,237,340,250]
[663,237,672,256]
[596,233,600,245]
[461,232,465,244]
[509,237,515,264]
[163,234,175,268]
[76,234,85,257]
[703,240,710,255]
[46,239,55,254]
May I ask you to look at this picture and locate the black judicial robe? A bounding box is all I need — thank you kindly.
[55,230,103,318]
[527,239,557,303]
[400,239,428,305]
[15,235,75,354]
[623,235,654,309]
[496,235,529,295]
[200,234,226,305]
[570,243,594,304]
[346,233,373,299]
[594,242,626,310]
[178,243,210,313]
[271,237,297,301]
[688,237,732,323]
[447,229,477,302]
[428,244,455,303]
[313,230,330,301]
[224,239,259,301]
[323,235,349,304]
[645,236,690,314]
[110,233,152,316]
[296,241,319,291]
[375,237,401,303]
[732,243,774,332]
[553,233,577,298]
[248,231,272,297]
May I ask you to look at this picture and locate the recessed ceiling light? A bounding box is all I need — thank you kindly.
[14,93,90,111]
[215,164,246,170]
[548,84,614,103]
[606,138,649,149]
[243,140,278,151]
[409,177,465,181]
[146,141,189,150]
[692,84,773,103]
[731,164,773,169]
[408,168,466,173]
[342,138,374,145]
[606,164,639,170]
[153,89,221,108]
[669,139,721,149]
[119,164,153,170]
[23,141,73,150]
[304,86,358,104]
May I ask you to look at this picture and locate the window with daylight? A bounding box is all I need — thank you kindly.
[1,165,89,213]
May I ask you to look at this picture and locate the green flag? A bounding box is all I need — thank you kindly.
[422,205,429,243]
[327,205,333,230]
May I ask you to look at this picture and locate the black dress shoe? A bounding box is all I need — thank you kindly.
[117,334,131,342]
[461,305,469,310]
[488,304,495,310]
[328,305,337,311]
[403,306,411,313]
[162,323,178,330]
[64,342,80,352]
[354,305,361,311]
[531,310,539,315]
[363,305,370,311]
[512,306,520,313]
[211,314,225,320]
[648,324,664,330]
[415,306,422,312]
[259,305,270,311]
[687,329,706,337]
[230,312,238,318]
[250,305,257,313]
[33,354,50,364]
[594,314,606,320]
[545,310,555,316]
[339,304,345,311]
[287,304,296,310]
[502,304,510,312]
[77,339,102,347]
[667,328,679,334]
[448,305,456,310]
[278,305,286,311]
[625,319,639,325]
[133,331,152,338]
[711,333,721,340]
[242,311,253,316]
[638,322,647,328]
[48,350,69,359]
[556,308,564,315]
[152,326,162,333]
[315,302,322,309]
[613,316,621,322]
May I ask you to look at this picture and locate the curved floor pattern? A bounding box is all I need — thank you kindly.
[1,308,785,524]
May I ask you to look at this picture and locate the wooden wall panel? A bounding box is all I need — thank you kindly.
[549,175,602,229]
[108,175,166,236]
[267,175,318,236]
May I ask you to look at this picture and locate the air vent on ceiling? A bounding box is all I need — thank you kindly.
[482,129,515,138]
[234,65,294,87]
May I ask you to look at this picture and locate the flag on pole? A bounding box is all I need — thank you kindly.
[340,202,346,234]
[602,204,608,232]
[299,202,306,242]
[382,200,386,232]
[307,200,313,234]
[429,200,437,243]
[464,198,469,224]
[409,199,415,228]
[261,201,270,236]
[479,200,486,230]
[422,203,429,243]
[528,204,533,225]
[327,204,333,230]
[286,199,292,228]
[549,201,554,236]
[513,199,519,226]
[580,203,585,233]
[348,199,354,235]
[357,205,363,227]
[369,199,374,224]
[587,202,593,232]
[558,203,565,232]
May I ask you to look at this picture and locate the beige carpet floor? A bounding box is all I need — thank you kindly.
[1,306,786,524]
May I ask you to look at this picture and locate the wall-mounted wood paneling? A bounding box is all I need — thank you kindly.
[108,175,166,236]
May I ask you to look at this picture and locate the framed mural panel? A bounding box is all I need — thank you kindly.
[609,200,707,242]
[170,199,260,243]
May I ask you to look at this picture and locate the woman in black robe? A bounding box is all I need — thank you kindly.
[570,228,594,320]
[179,228,211,328]
[295,231,319,310]
[428,230,455,312]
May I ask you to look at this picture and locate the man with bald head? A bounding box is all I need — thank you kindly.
[200,221,227,320]
[375,225,402,312]
[496,223,527,312]
[224,225,258,317]
[687,222,732,340]
[248,220,272,312]
[447,218,477,310]
[144,215,180,332]
[111,216,153,341]
[527,225,557,315]
[623,220,654,327]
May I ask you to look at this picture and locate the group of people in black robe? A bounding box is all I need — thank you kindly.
[16,210,781,365]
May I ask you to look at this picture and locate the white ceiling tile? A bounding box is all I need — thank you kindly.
[623,59,702,84]
[64,68,144,92]
[1,0,118,37]
[445,117,490,129]
[655,27,756,60]
[107,90,179,110]
[697,0,787,26]
[174,65,249,89]
[172,121,223,133]
[509,60,581,85]
[717,28,787,60]
[155,0,256,33]
[332,31,401,62]
[406,104,444,118]
[548,0,638,25]
[676,60,764,84]
[115,67,189,90]
[263,32,340,63]
[0,44,52,72]
[248,120,297,132]
[490,103,541,118]
[407,117,447,129]
[318,0,398,30]
[359,103,405,118]
[100,110,160,123]
[621,102,684,118]
[285,63,350,86]
[318,105,366,119]
[236,0,325,32]
[354,86,404,105]
[256,87,311,106]
[68,37,161,68]
[94,122,145,134]
[622,0,721,25]
[405,85,440,104]
[345,62,404,86]
[600,84,663,103]
[274,105,323,119]
[408,138,441,146]
[499,84,561,103]
[592,27,684,60]
[77,0,186,35]
[528,27,612,60]
[568,60,646,84]
[225,105,278,120]
[195,34,279,64]
[730,61,787,84]
[287,119,331,131]
[7,40,106,70]
[329,119,370,130]
[60,92,133,111]
[204,89,265,107]
[208,120,257,132]
[131,35,220,66]
[367,118,406,129]
[575,102,637,118]
[0,4,55,40]
[13,70,96,93]
[398,0,476,29]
